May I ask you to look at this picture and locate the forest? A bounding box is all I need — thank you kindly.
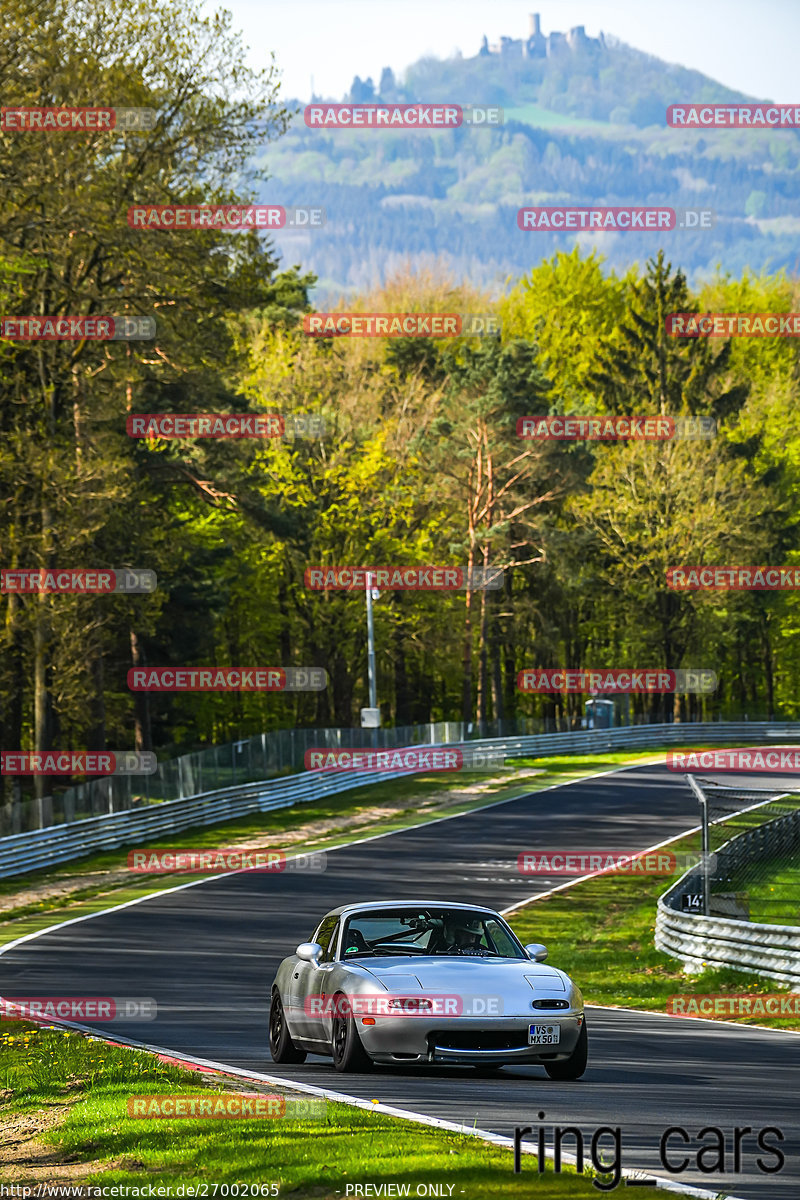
[2,0,800,811]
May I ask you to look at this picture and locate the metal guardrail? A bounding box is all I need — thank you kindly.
[655,807,800,986]
[3,720,800,882]
[0,767,403,881]
[7,713,789,835]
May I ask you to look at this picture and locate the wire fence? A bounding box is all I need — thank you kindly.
[693,780,800,926]
[1,711,794,838]
[0,718,535,836]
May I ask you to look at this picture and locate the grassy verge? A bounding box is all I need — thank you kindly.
[3,749,795,1188]
[0,750,667,946]
[0,1020,610,1195]
[729,853,800,926]
[507,828,800,1030]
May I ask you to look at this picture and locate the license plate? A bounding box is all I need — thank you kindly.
[529,1023,561,1045]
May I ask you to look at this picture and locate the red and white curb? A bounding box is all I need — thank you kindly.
[0,756,770,1199]
[1,1010,750,1199]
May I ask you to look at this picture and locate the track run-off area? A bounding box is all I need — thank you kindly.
[1,763,797,1199]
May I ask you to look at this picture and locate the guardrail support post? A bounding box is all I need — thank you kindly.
[687,775,711,916]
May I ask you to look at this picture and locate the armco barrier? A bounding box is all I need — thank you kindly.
[655,808,800,986]
[7,716,796,835]
[2,721,800,881]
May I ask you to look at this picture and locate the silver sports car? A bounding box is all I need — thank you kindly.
[269,900,587,1076]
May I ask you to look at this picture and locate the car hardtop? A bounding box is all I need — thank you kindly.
[311,901,526,963]
[320,900,503,922]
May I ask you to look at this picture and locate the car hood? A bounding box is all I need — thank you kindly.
[357,956,569,992]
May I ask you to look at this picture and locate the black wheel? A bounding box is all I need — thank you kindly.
[269,991,306,1064]
[331,993,372,1072]
[544,1019,587,1080]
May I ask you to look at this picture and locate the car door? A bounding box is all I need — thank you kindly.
[304,919,340,1043]
[290,915,339,1040]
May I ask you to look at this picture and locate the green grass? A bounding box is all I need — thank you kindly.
[706,796,800,926]
[0,750,666,944]
[506,829,800,1030]
[0,1021,611,1195]
[728,854,800,926]
[3,749,795,1188]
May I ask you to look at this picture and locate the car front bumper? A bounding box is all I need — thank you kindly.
[358,1013,584,1065]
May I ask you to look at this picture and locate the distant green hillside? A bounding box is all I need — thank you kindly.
[501,104,611,131]
[400,32,745,127]
[258,23,800,301]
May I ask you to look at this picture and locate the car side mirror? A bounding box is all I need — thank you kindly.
[525,942,548,962]
[296,942,323,964]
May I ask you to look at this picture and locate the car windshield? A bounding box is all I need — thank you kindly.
[339,907,526,960]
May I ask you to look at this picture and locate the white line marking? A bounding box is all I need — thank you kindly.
[0,756,664,957]
[1,1013,749,1200]
[500,822,702,915]
[501,823,800,1038]
[585,1001,800,1037]
[0,756,779,1200]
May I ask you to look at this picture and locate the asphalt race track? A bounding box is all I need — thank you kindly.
[1,763,797,1199]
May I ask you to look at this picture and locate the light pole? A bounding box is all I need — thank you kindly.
[361,571,381,742]
[366,570,378,713]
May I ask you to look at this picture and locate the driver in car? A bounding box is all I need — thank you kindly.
[442,917,488,955]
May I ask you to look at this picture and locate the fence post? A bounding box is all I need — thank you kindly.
[687,775,711,917]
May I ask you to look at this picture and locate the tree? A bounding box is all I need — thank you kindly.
[0,0,289,818]
[412,336,571,722]
[570,252,772,721]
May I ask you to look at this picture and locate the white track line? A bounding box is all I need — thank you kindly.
[0,756,663,959]
[499,821,702,916]
[0,756,768,1199]
[0,1011,750,1200]
[499,822,800,1037]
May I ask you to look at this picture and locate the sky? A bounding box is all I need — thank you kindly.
[210,0,800,104]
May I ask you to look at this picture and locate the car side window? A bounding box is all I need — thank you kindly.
[485,919,525,959]
[320,920,340,963]
[312,915,338,960]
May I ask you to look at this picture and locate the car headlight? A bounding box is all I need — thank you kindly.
[386,997,433,1012]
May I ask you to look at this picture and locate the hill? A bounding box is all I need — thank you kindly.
[256,13,800,301]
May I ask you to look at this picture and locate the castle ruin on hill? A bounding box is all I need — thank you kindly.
[479,13,604,59]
